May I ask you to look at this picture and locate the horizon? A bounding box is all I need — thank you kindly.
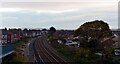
[0,27,119,30]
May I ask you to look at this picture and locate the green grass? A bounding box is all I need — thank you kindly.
[11,39,29,63]
[51,43,76,62]
[48,37,120,64]
[51,42,120,64]
[14,41,24,46]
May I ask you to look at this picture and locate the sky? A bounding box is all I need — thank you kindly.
[0,0,119,30]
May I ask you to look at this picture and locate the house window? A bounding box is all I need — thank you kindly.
[1,40,7,44]
[2,35,7,38]
[0,40,2,44]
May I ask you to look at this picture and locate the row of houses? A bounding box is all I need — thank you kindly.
[0,28,42,45]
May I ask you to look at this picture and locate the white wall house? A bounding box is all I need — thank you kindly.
[65,40,80,47]
[0,34,8,45]
[112,34,119,48]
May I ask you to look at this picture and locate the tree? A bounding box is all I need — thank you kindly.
[49,26,56,35]
[42,28,47,31]
[4,28,7,30]
[23,28,28,31]
[74,20,113,50]
[74,20,113,37]
[74,20,115,63]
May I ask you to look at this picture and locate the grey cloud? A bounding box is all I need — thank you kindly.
[1,2,118,29]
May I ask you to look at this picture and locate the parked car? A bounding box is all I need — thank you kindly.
[115,49,120,56]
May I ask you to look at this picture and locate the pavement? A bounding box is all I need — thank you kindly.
[24,38,36,63]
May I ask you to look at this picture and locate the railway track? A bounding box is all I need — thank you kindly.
[33,36,68,64]
[33,39,44,64]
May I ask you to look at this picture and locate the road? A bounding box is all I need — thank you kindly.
[33,36,68,64]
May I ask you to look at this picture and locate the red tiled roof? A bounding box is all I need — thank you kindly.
[101,38,115,46]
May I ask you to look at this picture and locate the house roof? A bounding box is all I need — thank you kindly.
[1,29,8,35]
[101,38,115,46]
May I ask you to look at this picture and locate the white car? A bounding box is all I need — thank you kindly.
[115,49,120,56]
